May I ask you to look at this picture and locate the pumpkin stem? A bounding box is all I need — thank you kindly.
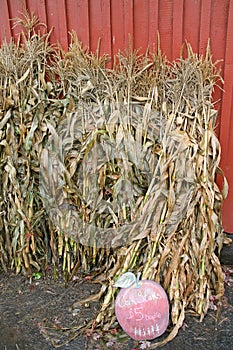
[135,272,141,288]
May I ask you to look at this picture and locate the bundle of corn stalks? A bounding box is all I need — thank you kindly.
[0,14,56,274]
[0,12,228,348]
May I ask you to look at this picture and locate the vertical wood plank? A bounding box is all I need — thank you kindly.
[123,0,134,48]
[26,0,47,25]
[111,0,125,56]
[89,0,111,56]
[66,0,90,49]
[210,0,230,136]
[133,0,149,52]
[45,0,68,50]
[172,0,184,58]
[111,0,133,56]
[182,0,201,53]
[89,0,102,51]
[209,0,229,69]
[26,0,47,36]
[148,0,159,52]
[0,0,11,42]
[219,0,233,232]
[158,0,173,60]
[102,0,112,57]
[6,0,25,39]
[199,0,211,55]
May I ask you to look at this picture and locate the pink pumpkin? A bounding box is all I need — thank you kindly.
[115,277,169,341]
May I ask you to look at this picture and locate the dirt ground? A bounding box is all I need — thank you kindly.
[0,265,233,350]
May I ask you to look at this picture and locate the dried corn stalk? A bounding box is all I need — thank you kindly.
[0,13,227,348]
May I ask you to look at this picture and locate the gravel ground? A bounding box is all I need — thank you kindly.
[0,265,233,350]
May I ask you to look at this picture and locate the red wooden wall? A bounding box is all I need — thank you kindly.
[0,0,233,233]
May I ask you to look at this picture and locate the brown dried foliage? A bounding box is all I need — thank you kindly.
[0,14,228,348]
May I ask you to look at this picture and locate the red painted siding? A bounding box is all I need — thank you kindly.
[219,0,233,233]
[0,0,232,232]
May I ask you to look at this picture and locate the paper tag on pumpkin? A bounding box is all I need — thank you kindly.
[114,273,169,341]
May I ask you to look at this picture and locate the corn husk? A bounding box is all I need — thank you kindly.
[0,12,227,348]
